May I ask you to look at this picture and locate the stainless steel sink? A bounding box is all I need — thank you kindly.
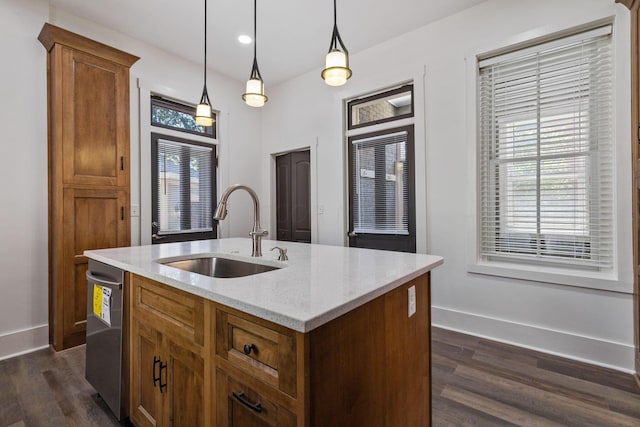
[160,256,281,278]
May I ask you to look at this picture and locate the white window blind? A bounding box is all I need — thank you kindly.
[478,25,613,269]
[156,139,214,234]
[351,131,409,235]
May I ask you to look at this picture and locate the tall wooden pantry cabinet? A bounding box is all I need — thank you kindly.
[38,23,139,350]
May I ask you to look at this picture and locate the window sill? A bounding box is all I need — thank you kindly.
[467,261,631,294]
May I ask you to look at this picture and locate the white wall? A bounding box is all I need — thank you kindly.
[0,0,50,358]
[260,0,635,371]
[0,1,263,359]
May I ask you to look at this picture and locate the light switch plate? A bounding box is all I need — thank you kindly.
[408,285,416,317]
[131,204,140,218]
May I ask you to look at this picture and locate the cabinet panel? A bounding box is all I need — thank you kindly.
[165,339,205,427]
[61,47,129,187]
[130,276,207,427]
[308,274,431,427]
[216,309,297,397]
[383,275,430,426]
[308,294,386,427]
[132,275,205,348]
[216,368,297,427]
[130,319,162,427]
[62,188,128,342]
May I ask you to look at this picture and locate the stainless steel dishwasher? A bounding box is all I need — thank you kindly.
[86,259,127,421]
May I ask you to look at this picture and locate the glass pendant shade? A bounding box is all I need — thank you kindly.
[243,0,267,107]
[243,78,267,107]
[322,0,352,86]
[195,102,213,126]
[322,49,351,86]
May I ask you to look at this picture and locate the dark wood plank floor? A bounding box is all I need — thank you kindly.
[1,327,639,426]
[0,344,123,427]
[432,328,640,427]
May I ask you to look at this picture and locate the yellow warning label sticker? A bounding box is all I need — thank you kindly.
[93,284,103,318]
[92,284,112,326]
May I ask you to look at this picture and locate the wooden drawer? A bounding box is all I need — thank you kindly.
[216,308,297,397]
[216,368,297,427]
[131,274,204,348]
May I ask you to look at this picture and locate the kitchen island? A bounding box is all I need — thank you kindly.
[85,238,443,427]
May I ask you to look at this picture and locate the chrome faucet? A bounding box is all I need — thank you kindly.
[213,184,268,257]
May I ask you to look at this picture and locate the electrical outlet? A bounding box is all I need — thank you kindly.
[408,285,416,317]
[318,205,325,215]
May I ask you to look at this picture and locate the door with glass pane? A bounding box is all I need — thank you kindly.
[151,133,217,243]
[348,126,415,252]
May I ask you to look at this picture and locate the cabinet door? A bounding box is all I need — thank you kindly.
[60,46,129,187]
[163,338,205,427]
[130,319,163,427]
[61,188,129,346]
[216,369,296,427]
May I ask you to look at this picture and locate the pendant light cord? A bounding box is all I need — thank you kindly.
[253,0,257,60]
[249,0,262,80]
[328,0,348,53]
[203,0,207,87]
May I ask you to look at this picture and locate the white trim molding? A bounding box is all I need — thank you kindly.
[432,305,635,373]
[0,324,49,361]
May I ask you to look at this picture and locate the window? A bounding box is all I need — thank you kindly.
[151,132,217,243]
[477,25,613,270]
[347,85,415,253]
[348,85,413,129]
[151,96,216,138]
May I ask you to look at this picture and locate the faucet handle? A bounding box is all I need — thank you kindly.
[270,246,288,261]
[250,229,269,237]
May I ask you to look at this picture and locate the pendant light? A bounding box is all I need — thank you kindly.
[195,0,214,126]
[321,0,352,86]
[242,0,268,107]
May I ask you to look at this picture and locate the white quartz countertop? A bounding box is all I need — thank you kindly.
[84,238,443,333]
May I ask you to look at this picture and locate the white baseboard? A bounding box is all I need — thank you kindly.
[0,324,49,361]
[432,306,635,373]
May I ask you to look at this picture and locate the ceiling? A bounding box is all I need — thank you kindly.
[48,0,486,86]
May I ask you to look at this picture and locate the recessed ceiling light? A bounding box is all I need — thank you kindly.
[238,35,252,45]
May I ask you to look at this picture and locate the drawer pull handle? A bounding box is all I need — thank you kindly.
[159,360,167,393]
[153,356,161,387]
[232,392,262,413]
[243,344,257,355]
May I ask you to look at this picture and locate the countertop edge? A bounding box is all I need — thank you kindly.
[85,245,444,333]
[300,260,444,332]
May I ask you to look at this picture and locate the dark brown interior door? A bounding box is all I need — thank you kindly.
[276,151,311,243]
